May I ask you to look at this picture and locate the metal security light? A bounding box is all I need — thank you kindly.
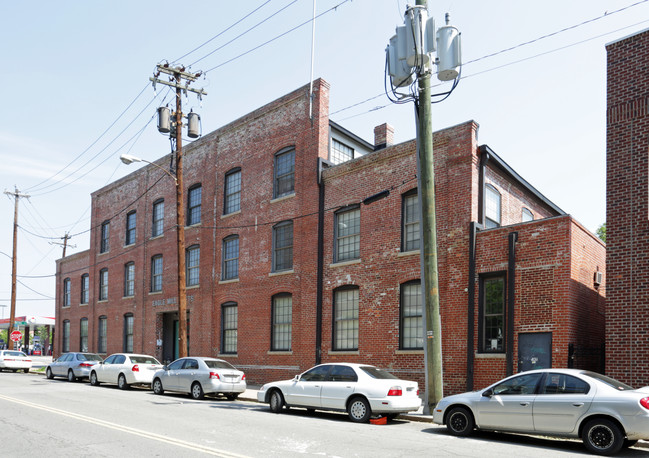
[120,154,177,183]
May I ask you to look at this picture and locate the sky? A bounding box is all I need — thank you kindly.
[1,0,648,319]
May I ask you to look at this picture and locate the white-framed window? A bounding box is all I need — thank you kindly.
[485,184,501,228]
[80,318,88,352]
[400,281,423,349]
[224,168,241,214]
[331,139,354,164]
[152,199,164,237]
[124,262,135,297]
[124,313,134,353]
[402,190,420,251]
[221,303,238,354]
[62,320,70,353]
[98,316,107,353]
[151,255,163,292]
[335,207,360,262]
[271,294,292,351]
[222,236,239,280]
[522,207,534,222]
[186,245,200,287]
[333,287,359,351]
[99,268,108,301]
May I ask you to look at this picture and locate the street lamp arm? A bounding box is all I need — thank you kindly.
[120,154,177,184]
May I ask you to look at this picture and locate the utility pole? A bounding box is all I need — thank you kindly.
[385,1,461,412]
[150,63,206,358]
[50,232,75,258]
[4,187,30,350]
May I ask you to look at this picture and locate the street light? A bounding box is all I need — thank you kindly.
[120,154,177,183]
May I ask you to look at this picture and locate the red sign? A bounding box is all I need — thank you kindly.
[10,330,22,342]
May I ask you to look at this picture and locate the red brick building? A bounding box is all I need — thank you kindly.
[56,79,605,394]
[606,28,649,387]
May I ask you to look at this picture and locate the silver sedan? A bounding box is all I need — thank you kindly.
[152,357,246,400]
[432,368,649,455]
[46,352,103,382]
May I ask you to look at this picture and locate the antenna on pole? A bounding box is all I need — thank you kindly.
[308,0,317,120]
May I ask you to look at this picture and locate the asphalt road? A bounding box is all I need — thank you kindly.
[0,371,647,457]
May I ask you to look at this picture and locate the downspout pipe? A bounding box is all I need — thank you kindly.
[466,222,478,391]
[506,231,518,376]
[315,158,326,365]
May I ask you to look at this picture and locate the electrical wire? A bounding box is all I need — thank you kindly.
[204,0,351,73]
[24,83,151,193]
[173,0,273,64]
[189,0,299,68]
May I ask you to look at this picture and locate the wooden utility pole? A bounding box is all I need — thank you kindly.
[150,64,206,358]
[4,187,30,350]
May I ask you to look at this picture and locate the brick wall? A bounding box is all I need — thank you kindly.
[606,28,649,386]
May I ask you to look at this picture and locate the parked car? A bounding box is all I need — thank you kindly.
[0,350,32,373]
[432,368,649,455]
[32,344,42,356]
[152,357,246,400]
[46,352,103,382]
[89,353,162,389]
[257,363,421,423]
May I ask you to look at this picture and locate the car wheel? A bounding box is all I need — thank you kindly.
[46,367,54,380]
[582,418,624,455]
[269,390,284,413]
[225,393,238,401]
[152,378,164,395]
[90,371,100,386]
[191,382,205,400]
[67,370,76,382]
[348,396,371,423]
[24,368,29,373]
[118,374,129,390]
[446,407,475,436]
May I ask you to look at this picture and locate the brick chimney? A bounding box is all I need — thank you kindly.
[374,123,394,151]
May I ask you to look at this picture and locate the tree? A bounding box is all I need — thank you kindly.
[596,223,606,243]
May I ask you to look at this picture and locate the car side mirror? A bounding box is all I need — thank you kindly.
[292,375,300,381]
[163,365,168,371]
[482,389,493,397]
[99,361,104,365]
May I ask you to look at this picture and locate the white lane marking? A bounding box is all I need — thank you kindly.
[0,393,248,457]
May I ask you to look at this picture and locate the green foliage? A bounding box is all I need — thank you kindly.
[0,329,6,343]
[596,223,606,243]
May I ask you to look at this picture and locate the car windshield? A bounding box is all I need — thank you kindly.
[130,356,160,364]
[79,353,103,362]
[582,371,634,391]
[359,366,399,380]
[204,360,236,370]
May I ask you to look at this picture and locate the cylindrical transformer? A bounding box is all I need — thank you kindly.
[187,111,200,138]
[405,5,431,68]
[436,24,461,81]
[157,107,170,134]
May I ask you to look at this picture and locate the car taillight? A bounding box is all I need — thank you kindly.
[209,372,220,379]
[242,374,246,380]
[79,362,93,368]
[641,397,649,410]
[387,386,403,396]
[132,365,139,372]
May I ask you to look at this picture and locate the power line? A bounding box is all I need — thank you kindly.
[204,0,351,73]
[174,0,274,64]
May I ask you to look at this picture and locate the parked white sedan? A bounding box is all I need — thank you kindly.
[433,368,649,455]
[152,357,246,400]
[89,353,162,389]
[0,350,32,373]
[257,363,421,422]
